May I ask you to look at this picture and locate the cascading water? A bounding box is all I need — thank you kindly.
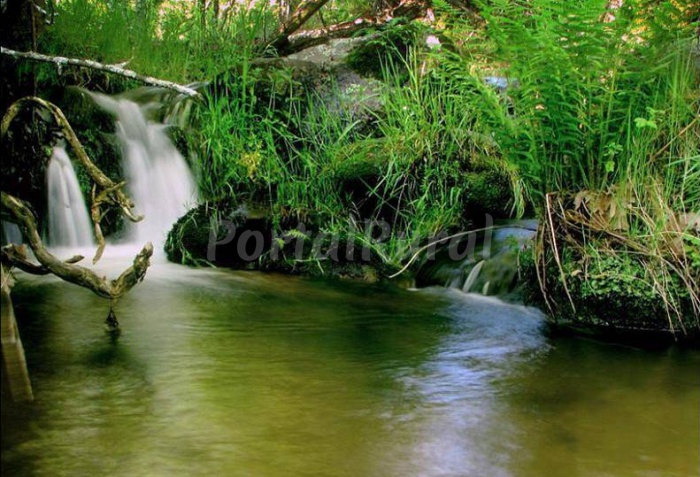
[45,146,94,248]
[91,92,198,246]
[1,221,23,246]
[423,220,539,298]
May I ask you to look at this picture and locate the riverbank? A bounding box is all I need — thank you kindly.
[1,0,698,340]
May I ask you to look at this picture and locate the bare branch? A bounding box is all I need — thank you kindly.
[1,46,201,98]
[1,191,153,301]
[272,0,432,54]
[1,244,83,275]
[268,0,331,53]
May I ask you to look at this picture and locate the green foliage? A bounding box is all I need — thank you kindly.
[32,0,700,298]
[39,0,277,83]
[346,22,429,78]
[437,0,699,204]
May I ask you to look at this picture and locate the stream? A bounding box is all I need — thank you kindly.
[2,261,698,477]
[3,89,698,477]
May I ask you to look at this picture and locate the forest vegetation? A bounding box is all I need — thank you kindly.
[1,0,699,337]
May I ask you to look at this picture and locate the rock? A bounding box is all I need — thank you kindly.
[286,36,380,69]
[166,199,395,281]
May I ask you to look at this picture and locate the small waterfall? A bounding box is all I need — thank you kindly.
[46,147,94,248]
[91,92,198,245]
[422,220,539,298]
[462,260,485,293]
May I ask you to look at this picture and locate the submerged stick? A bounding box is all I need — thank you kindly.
[1,264,33,402]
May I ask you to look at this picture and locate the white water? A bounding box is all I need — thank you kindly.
[46,147,94,248]
[91,92,198,246]
[1,221,23,245]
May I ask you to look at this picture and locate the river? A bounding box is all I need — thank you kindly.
[2,261,698,477]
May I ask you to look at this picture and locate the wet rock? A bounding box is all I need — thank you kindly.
[166,199,394,281]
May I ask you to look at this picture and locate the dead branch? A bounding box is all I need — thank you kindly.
[271,0,432,54]
[0,46,201,98]
[1,191,153,301]
[269,0,331,53]
[1,244,83,275]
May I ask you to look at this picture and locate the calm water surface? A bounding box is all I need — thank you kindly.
[2,261,698,477]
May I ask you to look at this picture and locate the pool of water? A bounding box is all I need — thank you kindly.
[2,263,699,477]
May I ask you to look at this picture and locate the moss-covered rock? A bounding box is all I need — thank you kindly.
[463,167,515,220]
[520,238,700,341]
[165,198,396,281]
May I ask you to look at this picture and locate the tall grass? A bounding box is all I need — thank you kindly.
[466,0,700,330]
[39,0,277,82]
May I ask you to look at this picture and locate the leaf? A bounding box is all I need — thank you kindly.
[634,117,657,130]
[574,190,588,210]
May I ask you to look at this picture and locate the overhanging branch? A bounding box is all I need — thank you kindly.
[1,47,201,98]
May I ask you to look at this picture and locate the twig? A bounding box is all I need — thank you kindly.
[545,193,577,313]
[388,224,536,278]
[651,115,699,161]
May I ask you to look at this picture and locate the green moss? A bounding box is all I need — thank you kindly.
[463,168,514,219]
[521,242,698,333]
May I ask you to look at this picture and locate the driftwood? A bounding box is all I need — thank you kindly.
[0,47,201,98]
[0,95,153,302]
[1,192,153,301]
[2,96,143,264]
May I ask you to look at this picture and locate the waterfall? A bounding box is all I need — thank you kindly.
[1,221,23,246]
[422,220,539,298]
[46,147,94,248]
[91,92,198,245]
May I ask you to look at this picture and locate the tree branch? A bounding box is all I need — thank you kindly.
[272,0,432,54]
[1,244,83,276]
[1,191,153,301]
[268,0,331,53]
[0,46,201,98]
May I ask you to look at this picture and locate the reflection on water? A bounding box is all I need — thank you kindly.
[2,265,699,477]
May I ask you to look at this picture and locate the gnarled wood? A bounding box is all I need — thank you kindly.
[1,192,153,301]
